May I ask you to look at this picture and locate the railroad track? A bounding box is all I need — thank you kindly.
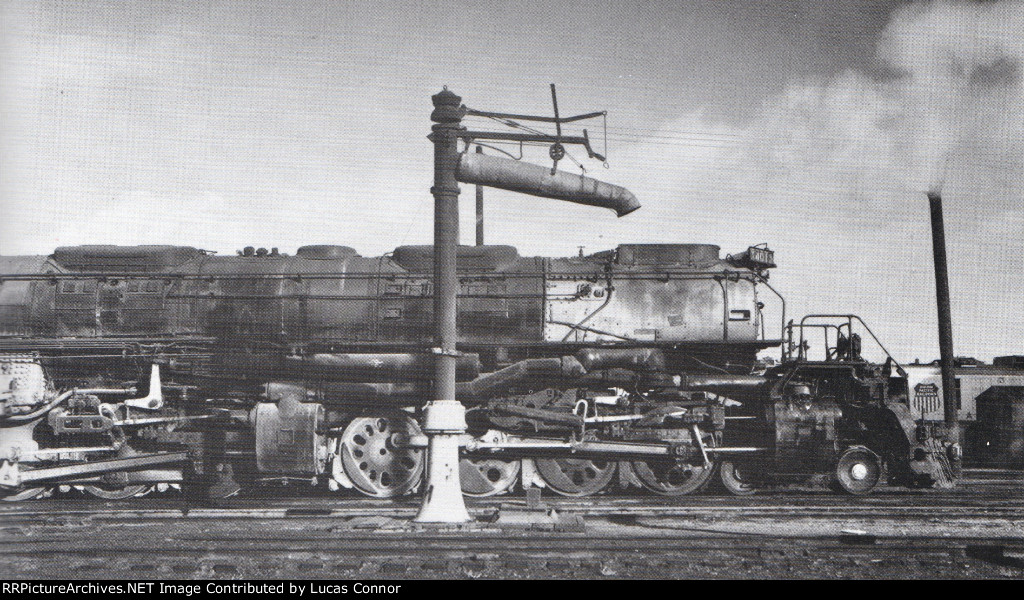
[2,468,1021,579]
[1,499,1023,521]
[3,520,1023,579]
[2,466,1020,509]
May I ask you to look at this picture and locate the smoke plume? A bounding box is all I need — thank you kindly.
[603,0,1024,361]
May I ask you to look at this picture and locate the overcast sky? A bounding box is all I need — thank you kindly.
[1,0,1022,362]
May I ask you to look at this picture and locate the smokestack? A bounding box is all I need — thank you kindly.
[927,191,959,437]
[456,152,640,217]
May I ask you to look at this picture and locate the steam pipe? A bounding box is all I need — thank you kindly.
[305,359,585,407]
[285,353,481,382]
[301,349,760,405]
[458,356,586,399]
[672,374,767,392]
[317,382,423,405]
[455,152,640,217]
[575,348,665,372]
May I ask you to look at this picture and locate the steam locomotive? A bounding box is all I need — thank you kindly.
[0,241,955,500]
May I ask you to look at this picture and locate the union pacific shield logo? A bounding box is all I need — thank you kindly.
[913,382,941,415]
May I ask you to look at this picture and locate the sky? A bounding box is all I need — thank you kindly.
[1,0,1022,362]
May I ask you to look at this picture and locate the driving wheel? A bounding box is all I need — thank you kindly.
[339,414,424,498]
[534,458,616,497]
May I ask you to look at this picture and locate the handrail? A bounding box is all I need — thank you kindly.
[754,274,786,344]
[786,314,906,377]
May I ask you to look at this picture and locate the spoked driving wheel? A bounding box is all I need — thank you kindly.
[631,429,717,496]
[534,458,616,497]
[460,458,520,497]
[834,445,882,495]
[631,457,715,496]
[339,414,424,498]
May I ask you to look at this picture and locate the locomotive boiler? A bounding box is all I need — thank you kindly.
[0,241,954,500]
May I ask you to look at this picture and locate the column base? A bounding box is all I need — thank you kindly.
[414,431,471,523]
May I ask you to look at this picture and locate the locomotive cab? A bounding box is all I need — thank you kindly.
[752,315,958,493]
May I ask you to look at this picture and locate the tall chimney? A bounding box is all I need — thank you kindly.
[927,191,959,440]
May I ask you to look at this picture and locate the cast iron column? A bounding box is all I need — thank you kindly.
[927,191,960,447]
[415,88,471,523]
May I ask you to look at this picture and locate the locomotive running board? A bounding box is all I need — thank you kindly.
[0,451,189,488]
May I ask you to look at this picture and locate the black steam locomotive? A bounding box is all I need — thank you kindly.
[0,242,955,500]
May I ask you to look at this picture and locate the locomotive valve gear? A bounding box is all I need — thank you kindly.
[630,428,718,496]
[691,424,711,469]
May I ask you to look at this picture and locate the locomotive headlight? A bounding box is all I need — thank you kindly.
[747,246,775,268]
[730,245,777,270]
